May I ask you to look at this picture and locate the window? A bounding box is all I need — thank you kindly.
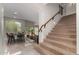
[5,20,21,32]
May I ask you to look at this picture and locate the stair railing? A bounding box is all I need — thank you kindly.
[39,5,63,32]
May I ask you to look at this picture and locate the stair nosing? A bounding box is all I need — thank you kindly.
[34,44,54,55]
[47,35,75,41]
[41,42,75,55]
[45,38,75,49]
[44,40,76,52]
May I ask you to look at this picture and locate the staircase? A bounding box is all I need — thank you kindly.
[34,14,76,55]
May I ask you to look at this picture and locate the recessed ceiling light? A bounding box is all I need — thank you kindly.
[13,12,17,15]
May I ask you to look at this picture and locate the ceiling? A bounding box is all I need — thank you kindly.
[3,3,46,24]
[2,3,76,25]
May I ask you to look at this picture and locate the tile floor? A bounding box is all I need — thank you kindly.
[3,38,40,55]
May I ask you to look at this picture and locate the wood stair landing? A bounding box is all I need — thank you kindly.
[34,14,76,55]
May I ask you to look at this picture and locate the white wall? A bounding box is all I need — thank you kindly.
[0,4,4,54]
[66,4,76,15]
[77,3,79,54]
[39,4,62,43]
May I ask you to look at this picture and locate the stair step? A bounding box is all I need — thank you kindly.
[41,42,75,55]
[60,19,76,22]
[54,26,76,30]
[53,29,76,33]
[47,35,76,45]
[51,31,76,35]
[48,33,76,39]
[49,32,76,36]
[57,23,76,26]
[53,29,76,32]
[40,43,63,55]
[47,35,75,41]
[34,44,55,55]
[44,39,76,53]
[56,24,76,27]
[58,24,76,26]
[45,38,75,49]
[54,26,76,28]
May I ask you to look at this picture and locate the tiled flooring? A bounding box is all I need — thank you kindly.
[4,38,40,55]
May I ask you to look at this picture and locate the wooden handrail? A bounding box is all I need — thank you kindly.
[39,11,60,32]
[39,5,63,32]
